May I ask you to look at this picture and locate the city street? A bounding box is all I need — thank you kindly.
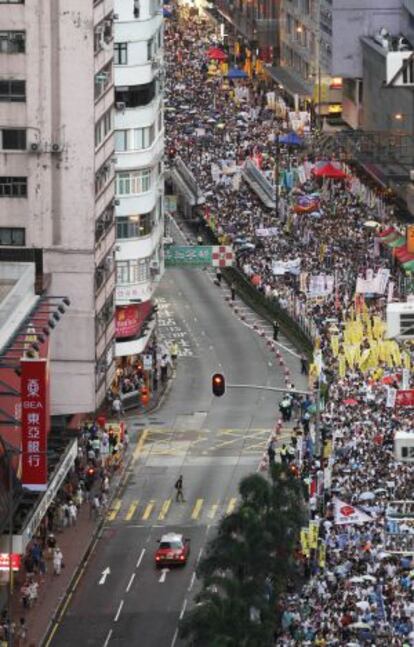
[49,260,304,647]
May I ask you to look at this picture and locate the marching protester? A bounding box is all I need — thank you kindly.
[165,5,414,643]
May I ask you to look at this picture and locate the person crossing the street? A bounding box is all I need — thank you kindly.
[175,474,185,503]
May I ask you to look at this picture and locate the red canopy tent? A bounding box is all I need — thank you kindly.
[378,226,396,238]
[312,162,347,180]
[207,47,228,61]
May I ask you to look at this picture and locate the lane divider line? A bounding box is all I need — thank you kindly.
[126,573,135,593]
[114,600,124,623]
[103,629,113,647]
[188,572,196,592]
[179,599,188,620]
[171,628,179,647]
[136,548,146,568]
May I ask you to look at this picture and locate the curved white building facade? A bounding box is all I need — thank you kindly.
[113,0,164,353]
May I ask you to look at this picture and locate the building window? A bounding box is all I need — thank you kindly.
[95,161,112,195]
[114,42,128,65]
[116,211,153,239]
[95,61,112,101]
[114,130,128,151]
[0,176,27,197]
[1,128,26,150]
[0,80,25,102]
[94,108,112,148]
[0,31,25,54]
[116,261,129,284]
[133,125,155,150]
[115,81,155,109]
[116,169,152,195]
[0,227,25,245]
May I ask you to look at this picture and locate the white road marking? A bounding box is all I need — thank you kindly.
[188,572,196,592]
[159,568,169,583]
[126,573,135,592]
[196,548,203,565]
[171,628,179,647]
[136,548,146,568]
[98,567,111,585]
[114,600,124,622]
[179,599,188,620]
[103,629,112,647]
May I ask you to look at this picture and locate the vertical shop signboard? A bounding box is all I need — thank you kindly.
[407,225,414,253]
[21,358,49,491]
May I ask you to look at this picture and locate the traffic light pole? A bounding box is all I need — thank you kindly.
[225,383,322,456]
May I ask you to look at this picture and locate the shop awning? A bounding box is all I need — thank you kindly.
[265,65,312,98]
[115,319,156,358]
[0,438,78,553]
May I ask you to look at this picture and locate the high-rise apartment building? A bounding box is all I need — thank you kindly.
[113,0,164,357]
[0,0,117,414]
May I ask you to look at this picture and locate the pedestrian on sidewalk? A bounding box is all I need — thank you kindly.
[160,354,169,383]
[175,475,185,503]
[90,494,101,520]
[230,282,236,301]
[16,617,27,646]
[53,547,63,576]
[273,320,279,341]
[215,268,222,286]
[68,501,77,526]
[267,439,276,465]
[300,354,308,375]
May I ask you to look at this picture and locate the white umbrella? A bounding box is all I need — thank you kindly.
[349,621,371,629]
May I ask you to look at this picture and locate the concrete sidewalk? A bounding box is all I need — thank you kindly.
[9,452,130,647]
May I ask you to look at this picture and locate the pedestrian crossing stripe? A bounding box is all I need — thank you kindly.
[191,498,203,520]
[107,498,122,521]
[125,500,139,521]
[106,497,240,524]
[142,500,155,520]
[158,498,172,520]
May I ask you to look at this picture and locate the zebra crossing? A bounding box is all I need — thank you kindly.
[106,496,239,526]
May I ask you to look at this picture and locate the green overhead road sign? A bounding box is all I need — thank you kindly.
[165,245,212,267]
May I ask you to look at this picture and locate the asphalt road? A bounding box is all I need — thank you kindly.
[51,261,305,647]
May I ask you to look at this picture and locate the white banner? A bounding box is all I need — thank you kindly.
[386,386,397,408]
[255,227,279,237]
[403,368,410,390]
[271,257,301,276]
[333,498,374,525]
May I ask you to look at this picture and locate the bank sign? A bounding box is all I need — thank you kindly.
[21,359,49,491]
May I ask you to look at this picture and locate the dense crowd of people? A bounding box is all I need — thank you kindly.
[166,4,414,644]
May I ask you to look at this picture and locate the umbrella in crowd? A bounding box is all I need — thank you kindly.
[227,67,248,79]
[278,132,304,147]
[312,162,348,179]
[206,47,228,61]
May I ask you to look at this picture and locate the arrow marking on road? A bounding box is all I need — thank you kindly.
[99,567,111,585]
[159,568,169,583]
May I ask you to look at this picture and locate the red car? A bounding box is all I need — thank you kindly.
[155,533,190,567]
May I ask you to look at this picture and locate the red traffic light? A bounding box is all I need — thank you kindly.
[212,373,225,397]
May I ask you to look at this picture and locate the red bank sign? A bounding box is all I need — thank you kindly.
[21,359,49,491]
[0,553,21,571]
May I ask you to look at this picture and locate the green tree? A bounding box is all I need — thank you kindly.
[180,464,306,646]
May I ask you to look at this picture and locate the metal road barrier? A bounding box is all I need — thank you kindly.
[242,160,275,209]
[170,157,205,207]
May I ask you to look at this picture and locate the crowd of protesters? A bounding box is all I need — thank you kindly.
[166,4,414,644]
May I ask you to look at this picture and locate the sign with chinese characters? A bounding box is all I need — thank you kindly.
[21,359,49,491]
[0,553,21,571]
[164,245,234,268]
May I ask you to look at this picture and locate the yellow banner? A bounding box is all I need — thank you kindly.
[300,528,310,557]
[318,540,326,568]
[308,520,319,549]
